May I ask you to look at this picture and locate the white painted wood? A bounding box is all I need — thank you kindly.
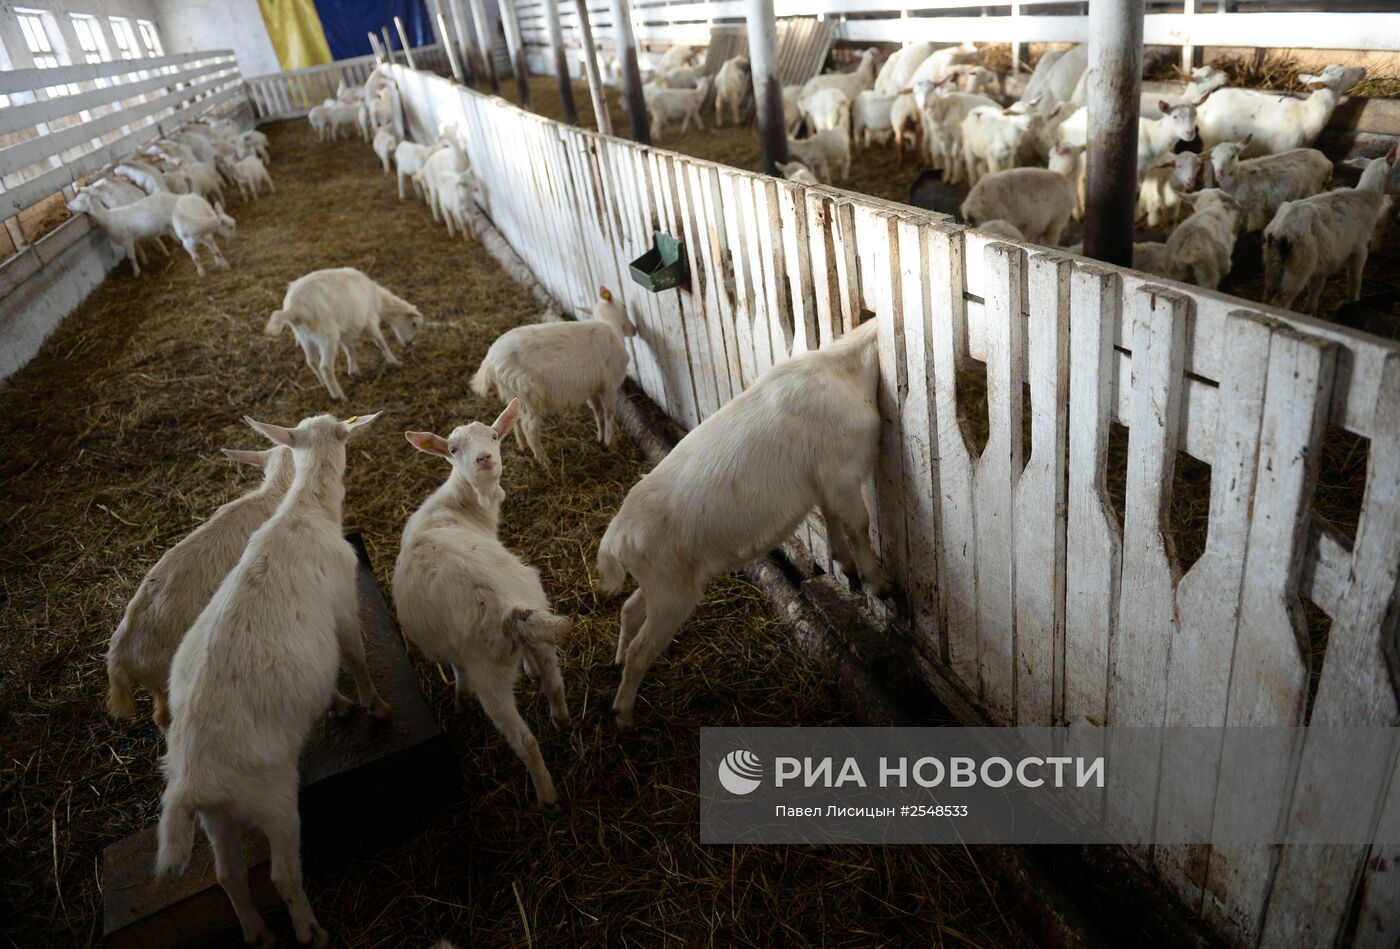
[1353,754,1400,949]
[927,223,978,690]
[1108,287,1187,851]
[718,168,759,392]
[897,218,940,652]
[0,50,230,92]
[1261,352,1400,948]
[870,210,908,619]
[693,162,743,403]
[776,182,816,358]
[1064,263,1121,729]
[1153,311,1272,909]
[973,241,1024,722]
[1013,252,1071,726]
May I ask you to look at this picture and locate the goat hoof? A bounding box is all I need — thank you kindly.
[330,693,353,718]
[613,710,635,732]
[368,698,392,720]
[248,926,276,948]
[298,923,330,948]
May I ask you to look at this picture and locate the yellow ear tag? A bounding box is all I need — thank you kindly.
[343,416,358,424]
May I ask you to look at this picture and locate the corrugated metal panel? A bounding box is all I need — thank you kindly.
[701,17,833,122]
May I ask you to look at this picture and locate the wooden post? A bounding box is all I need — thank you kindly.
[497,0,533,109]
[610,0,649,142]
[368,31,385,64]
[1082,0,1142,266]
[542,0,578,123]
[469,0,501,93]
[449,0,480,82]
[1010,2,1022,72]
[395,17,418,69]
[1181,0,1196,73]
[746,0,787,175]
[382,27,397,64]
[437,13,465,81]
[574,0,612,135]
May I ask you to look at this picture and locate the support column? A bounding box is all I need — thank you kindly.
[469,0,501,93]
[575,0,612,134]
[1083,0,1143,266]
[543,0,578,123]
[610,0,649,142]
[746,0,787,175]
[498,0,533,109]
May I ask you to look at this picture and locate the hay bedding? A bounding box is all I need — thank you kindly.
[0,121,1031,946]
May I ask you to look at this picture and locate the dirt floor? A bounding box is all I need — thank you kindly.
[511,73,1400,324]
[0,120,1041,946]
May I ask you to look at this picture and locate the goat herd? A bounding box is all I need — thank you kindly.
[640,42,1397,314]
[85,64,895,947]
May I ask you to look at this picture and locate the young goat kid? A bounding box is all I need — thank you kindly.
[107,447,294,729]
[157,413,388,948]
[171,194,235,277]
[395,400,570,809]
[471,287,636,462]
[598,319,892,730]
[265,268,423,400]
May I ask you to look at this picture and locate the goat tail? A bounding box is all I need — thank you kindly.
[470,359,496,399]
[596,523,631,595]
[264,308,293,336]
[504,607,571,648]
[155,785,197,878]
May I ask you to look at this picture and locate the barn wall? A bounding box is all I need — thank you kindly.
[153,0,281,77]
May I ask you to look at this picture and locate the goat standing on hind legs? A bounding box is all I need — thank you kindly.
[597,319,893,730]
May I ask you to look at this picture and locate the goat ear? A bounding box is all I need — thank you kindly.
[1388,144,1399,165]
[492,398,521,439]
[1159,99,1172,114]
[244,416,295,447]
[222,448,272,468]
[405,431,450,457]
[1238,133,1252,148]
[341,413,381,439]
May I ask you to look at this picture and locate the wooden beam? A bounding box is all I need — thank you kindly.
[448,0,481,83]
[395,17,419,69]
[574,0,612,134]
[610,0,649,142]
[747,0,787,175]
[543,0,578,123]
[1082,0,1142,266]
[469,0,502,93]
[499,0,534,109]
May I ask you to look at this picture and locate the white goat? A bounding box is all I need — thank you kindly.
[178,160,226,205]
[649,77,712,139]
[265,268,424,400]
[1198,65,1365,155]
[787,129,850,182]
[890,93,921,164]
[471,287,636,461]
[67,190,180,277]
[1263,147,1396,313]
[171,194,235,277]
[960,105,1038,185]
[84,176,148,209]
[853,90,896,148]
[1210,136,1333,232]
[107,447,293,729]
[394,141,442,200]
[777,161,820,185]
[977,219,1025,241]
[802,88,851,137]
[920,87,999,181]
[960,143,1080,246]
[658,44,697,71]
[597,320,892,730]
[800,49,878,105]
[373,128,397,175]
[1137,151,1211,229]
[905,43,981,87]
[395,400,571,809]
[714,55,750,126]
[1139,65,1227,117]
[231,155,274,199]
[1165,188,1244,291]
[115,159,175,194]
[156,413,387,948]
[782,86,803,135]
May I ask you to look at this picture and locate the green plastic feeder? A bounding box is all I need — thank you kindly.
[628,232,688,293]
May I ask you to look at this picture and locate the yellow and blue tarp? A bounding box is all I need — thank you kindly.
[259,0,435,71]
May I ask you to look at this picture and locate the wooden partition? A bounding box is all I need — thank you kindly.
[390,63,1400,949]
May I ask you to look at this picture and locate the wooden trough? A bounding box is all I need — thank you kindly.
[101,534,462,949]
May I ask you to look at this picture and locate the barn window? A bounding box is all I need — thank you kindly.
[14,8,62,70]
[108,16,139,60]
[69,13,110,64]
[136,20,163,56]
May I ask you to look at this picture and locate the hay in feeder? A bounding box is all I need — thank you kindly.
[0,119,1033,947]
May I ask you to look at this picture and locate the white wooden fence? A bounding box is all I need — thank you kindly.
[507,0,1400,76]
[387,63,1400,948]
[244,45,453,121]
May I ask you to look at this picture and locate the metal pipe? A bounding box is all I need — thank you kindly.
[610,0,648,142]
[543,0,578,123]
[1082,0,1143,266]
[394,17,417,69]
[497,0,533,109]
[746,0,787,175]
[468,0,501,93]
[574,0,612,134]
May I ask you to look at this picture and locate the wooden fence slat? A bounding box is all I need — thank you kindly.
[686,162,737,406]
[897,218,940,652]
[1108,287,1188,849]
[1064,263,1121,728]
[972,241,1024,721]
[928,223,977,687]
[647,150,702,429]
[776,180,817,358]
[1013,252,1071,726]
[753,177,794,369]
[741,174,776,376]
[870,211,908,620]
[668,155,722,420]
[718,168,758,392]
[1153,311,1272,908]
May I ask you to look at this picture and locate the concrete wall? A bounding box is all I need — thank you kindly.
[154,0,279,77]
